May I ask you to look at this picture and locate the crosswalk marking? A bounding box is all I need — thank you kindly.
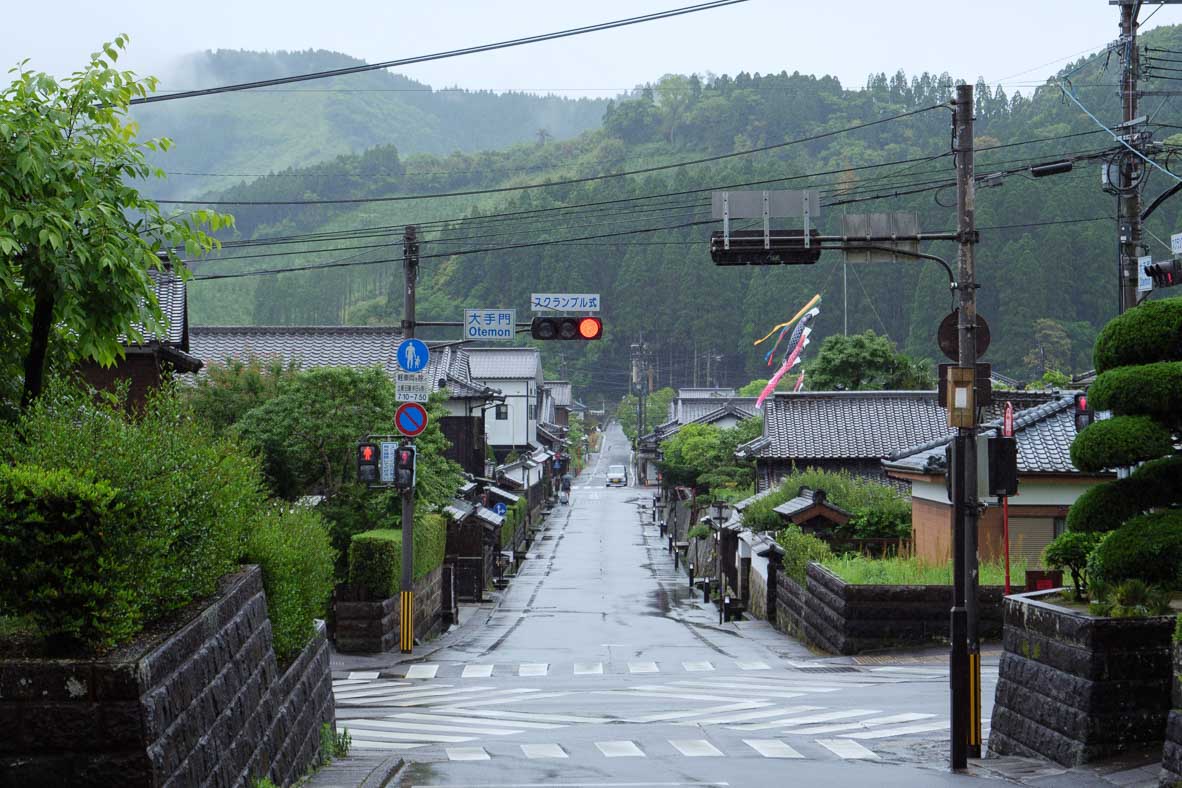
[388,712,564,730]
[446,746,490,761]
[347,740,425,751]
[840,720,949,739]
[817,738,880,760]
[521,743,567,759]
[669,739,724,757]
[630,701,768,723]
[596,740,645,757]
[438,691,570,709]
[342,718,522,736]
[443,708,612,725]
[339,726,475,744]
[347,671,380,680]
[461,664,494,678]
[338,686,489,705]
[730,708,880,731]
[519,662,549,677]
[737,661,771,671]
[404,664,439,679]
[684,705,823,726]
[675,679,847,694]
[672,682,806,700]
[573,662,604,675]
[598,688,741,703]
[629,661,659,673]
[744,739,805,759]
[334,678,377,686]
[682,661,714,672]
[796,712,935,735]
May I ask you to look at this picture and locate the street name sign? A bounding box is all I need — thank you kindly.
[395,402,429,438]
[530,293,601,312]
[465,308,516,340]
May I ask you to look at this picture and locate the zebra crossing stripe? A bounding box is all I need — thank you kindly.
[462,664,494,678]
[598,688,740,703]
[730,708,880,731]
[630,701,768,723]
[684,704,823,725]
[519,663,549,677]
[334,678,378,686]
[339,686,488,705]
[682,661,714,672]
[521,743,567,759]
[347,740,425,751]
[628,661,659,673]
[596,740,645,757]
[573,662,604,675]
[840,720,949,740]
[339,726,475,744]
[388,712,564,730]
[744,739,805,759]
[446,746,490,761]
[331,683,429,700]
[347,671,381,680]
[736,661,771,671]
[438,691,569,709]
[443,708,611,724]
[676,680,847,694]
[404,664,439,679]
[817,738,880,760]
[343,718,523,736]
[669,739,724,757]
[796,712,936,735]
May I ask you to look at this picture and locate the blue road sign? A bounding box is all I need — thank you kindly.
[395,402,429,438]
[398,338,430,373]
[492,502,508,516]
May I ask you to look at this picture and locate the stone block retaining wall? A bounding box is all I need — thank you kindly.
[1157,642,1181,785]
[987,589,1174,768]
[771,563,1014,655]
[747,568,768,621]
[335,565,444,653]
[0,566,335,787]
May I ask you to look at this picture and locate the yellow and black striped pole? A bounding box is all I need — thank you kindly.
[400,590,414,653]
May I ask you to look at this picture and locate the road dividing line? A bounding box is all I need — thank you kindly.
[744,739,805,759]
[817,738,880,760]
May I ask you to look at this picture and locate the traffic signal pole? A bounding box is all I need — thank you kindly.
[1118,0,1143,314]
[400,225,419,653]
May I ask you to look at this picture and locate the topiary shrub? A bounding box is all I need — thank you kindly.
[1070,415,1174,472]
[777,525,834,585]
[1092,297,1182,373]
[1087,510,1182,590]
[246,504,336,663]
[1088,361,1182,420]
[1066,478,1147,533]
[1043,531,1103,600]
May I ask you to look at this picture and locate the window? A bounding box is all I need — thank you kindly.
[495,404,508,420]
[1053,517,1067,538]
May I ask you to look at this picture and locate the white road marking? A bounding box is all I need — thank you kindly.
[870,666,946,676]
[438,691,570,709]
[347,671,381,680]
[342,718,523,736]
[630,701,768,723]
[736,661,771,671]
[521,743,568,759]
[574,662,604,675]
[339,726,476,743]
[596,740,645,758]
[795,712,936,735]
[347,740,425,751]
[332,683,440,701]
[405,664,440,679]
[342,687,490,706]
[446,746,490,761]
[683,705,823,726]
[443,708,611,724]
[744,739,805,759]
[817,738,880,760]
[597,689,740,703]
[729,708,879,731]
[334,678,378,686]
[386,712,562,730]
[840,720,950,739]
[519,663,549,677]
[462,664,495,678]
[629,662,659,673]
[682,661,714,672]
[669,739,724,757]
[677,680,847,694]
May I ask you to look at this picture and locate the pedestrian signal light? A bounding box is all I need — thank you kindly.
[530,316,603,340]
[394,444,417,490]
[357,442,380,484]
[1073,392,1093,434]
[1145,258,1181,289]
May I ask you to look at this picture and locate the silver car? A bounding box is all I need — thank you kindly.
[605,465,628,487]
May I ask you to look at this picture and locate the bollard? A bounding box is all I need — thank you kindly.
[659,521,667,537]
[667,534,673,553]
[702,578,711,604]
[673,550,679,569]
[723,595,731,624]
[689,563,695,589]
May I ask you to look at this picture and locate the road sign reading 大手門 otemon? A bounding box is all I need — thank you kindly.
[465,309,516,340]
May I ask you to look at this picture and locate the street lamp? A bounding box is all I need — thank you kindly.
[709,500,729,625]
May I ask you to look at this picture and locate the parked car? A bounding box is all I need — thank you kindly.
[606,465,628,487]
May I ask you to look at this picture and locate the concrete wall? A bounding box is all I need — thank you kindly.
[0,566,335,787]
[988,590,1175,767]
[335,565,444,653]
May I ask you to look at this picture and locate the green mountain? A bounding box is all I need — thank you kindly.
[132,49,609,199]
[178,27,1182,397]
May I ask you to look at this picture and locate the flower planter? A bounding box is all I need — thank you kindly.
[1161,641,1182,784]
[987,588,1175,768]
[0,566,335,786]
[334,565,444,653]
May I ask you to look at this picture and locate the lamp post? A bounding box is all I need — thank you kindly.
[710,500,728,625]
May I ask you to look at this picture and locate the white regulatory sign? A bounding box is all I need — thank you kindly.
[1139,255,1154,293]
[379,440,399,483]
[464,308,517,340]
[1172,233,1182,255]
[395,372,431,403]
[530,293,601,312]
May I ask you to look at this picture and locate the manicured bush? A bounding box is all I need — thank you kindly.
[246,504,336,663]
[1088,361,1182,420]
[1092,296,1182,373]
[1043,531,1103,600]
[1069,415,1174,473]
[1087,510,1182,589]
[1066,478,1144,533]
[821,555,1025,586]
[348,515,448,599]
[500,498,526,550]
[0,464,133,650]
[777,525,834,584]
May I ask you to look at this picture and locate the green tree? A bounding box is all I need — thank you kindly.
[0,37,227,413]
[806,331,934,391]
[186,356,301,436]
[657,417,761,494]
[1024,318,1073,378]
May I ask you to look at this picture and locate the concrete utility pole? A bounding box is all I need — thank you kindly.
[950,83,982,769]
[400,225,419,654]
[1118,0,1144,314]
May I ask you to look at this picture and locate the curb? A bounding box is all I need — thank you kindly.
[360,756,405,788]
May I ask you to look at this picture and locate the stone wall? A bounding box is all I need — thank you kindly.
[1163,642,1182,785]
[0,566,335,787]
[748,568,768,621]
[987,590,1175,768]
[335,565,444,654]
[769,563,1014,655]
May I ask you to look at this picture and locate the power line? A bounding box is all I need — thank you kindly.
[130,1,749,106]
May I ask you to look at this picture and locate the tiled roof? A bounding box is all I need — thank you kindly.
[444,500,475,522]
[773,489,851,520]
[467,347,541,380]
[677,387,736,399]
[733,484,784,512]
[644,399,760,445]
[473,506,504,528]
[547,381,572,407]
[677,397,758,424]
[485,486,520,504]
[123,267,188,348]
[884,394,1096,476]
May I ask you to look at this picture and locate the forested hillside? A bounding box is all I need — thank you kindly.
[132,49,609,199]
[177,26,1182,397]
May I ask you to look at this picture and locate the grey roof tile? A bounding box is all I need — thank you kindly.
[546,381,572,407]
[123,267,188,348]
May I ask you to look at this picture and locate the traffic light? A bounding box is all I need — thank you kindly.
[710,229,822,265]
[394,444,417,490]
[357,442,380,484]
[530,316,603,340]
[1144,258,1181,289]
[1073,392,1093,434]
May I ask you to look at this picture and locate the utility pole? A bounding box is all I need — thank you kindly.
[400,225,419,654]
[1118,0,1144,314]
[949,83,982,769]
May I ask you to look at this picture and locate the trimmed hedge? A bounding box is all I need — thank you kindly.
[1093,296,1182,373]
[777,525,834,584]
[246,505,336,663]
[1088,510,1182,589]
[501,498,527,550]
[348,515,448,599]
[1088,361,1182,420]
[1069,415,1174,472]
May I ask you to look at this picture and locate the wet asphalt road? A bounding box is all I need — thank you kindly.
[333,424,1006,787]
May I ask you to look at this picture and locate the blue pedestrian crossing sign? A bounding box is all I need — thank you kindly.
[492,502,508,516]
[397,338,430,373]
[395,402,429,438]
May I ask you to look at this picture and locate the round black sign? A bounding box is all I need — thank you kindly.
[937,311,991,361]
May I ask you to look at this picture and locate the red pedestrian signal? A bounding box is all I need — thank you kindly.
[394,445,417,490]
[1073,392,1093,434]
[357,442,380,484]
[531,316,603,340]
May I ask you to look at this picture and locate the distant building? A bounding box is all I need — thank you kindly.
[466,347,544,463]
[638,397,759,485]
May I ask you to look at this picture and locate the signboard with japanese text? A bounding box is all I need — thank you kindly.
[395,372,431,403]
[464,309,517,340]
[530,293,601,312]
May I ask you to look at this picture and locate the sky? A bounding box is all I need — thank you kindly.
[1,1,1178,98]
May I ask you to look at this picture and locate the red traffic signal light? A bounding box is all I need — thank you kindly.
[1073,392,1093,433]
[357,442,380,484]
[531,316,603,340]
[1144,258,1180,289]
[394,444,417,490]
